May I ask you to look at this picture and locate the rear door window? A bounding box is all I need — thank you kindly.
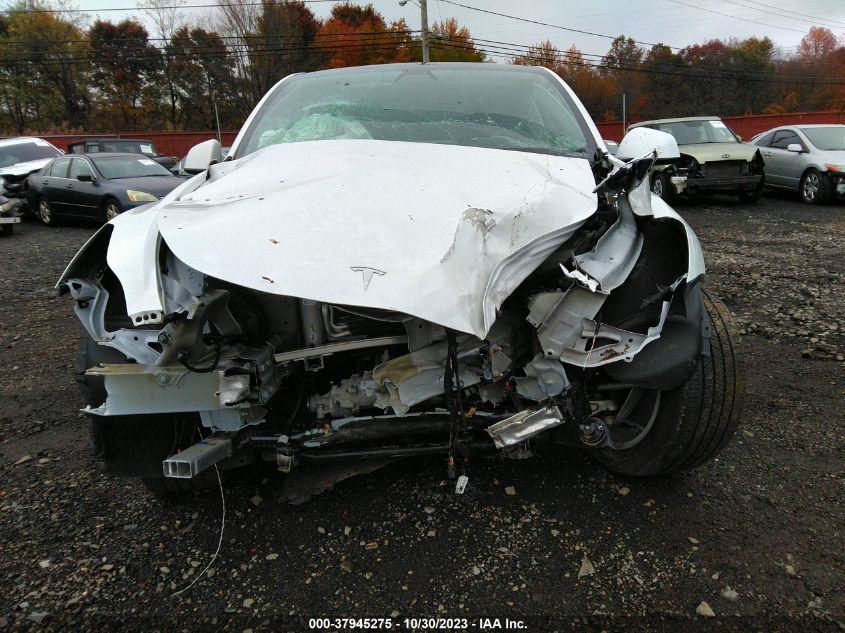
[50,157,71,177]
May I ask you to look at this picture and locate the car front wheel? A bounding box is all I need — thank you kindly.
[801,169,831,204]
[591,291,744,476]
[104,199,122,222]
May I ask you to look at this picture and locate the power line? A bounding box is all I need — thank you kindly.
[731,0,845,28]
[1,0,337,12]
[718,0,845,30]
[665,0,807,34]
[437,0,685,51]
[0,29,421,46]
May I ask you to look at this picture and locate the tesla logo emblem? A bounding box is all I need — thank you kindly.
[722,153,731,158]
[351,266,386,290]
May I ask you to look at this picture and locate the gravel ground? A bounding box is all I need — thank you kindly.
[1,194,843,632]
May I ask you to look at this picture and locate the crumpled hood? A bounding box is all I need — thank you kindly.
[679,142,759,163]
[0,158,52,178]
[156,139,598,338]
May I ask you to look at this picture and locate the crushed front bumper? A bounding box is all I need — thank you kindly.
[686,174,763,193]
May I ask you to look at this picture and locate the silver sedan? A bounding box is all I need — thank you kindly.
[751,124,845,204]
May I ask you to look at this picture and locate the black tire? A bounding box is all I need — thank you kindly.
[76,332,223,494]
[0,223,13,236]
[651,171,674,203]
[800,168,832,204]
[591,291,744,476]
[103,198,122,223]
[738,178,764,203]
[37,196,56,226]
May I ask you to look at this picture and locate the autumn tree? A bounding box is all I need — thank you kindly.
[88,19,162,130]
[1,0,90,130]
[428,17,484,62]
[217,0,320,108]
[600,36,643,119]
[318,3,400,67]
[796,26,839,63]
[167,26,242,129]
[141,0,187,127]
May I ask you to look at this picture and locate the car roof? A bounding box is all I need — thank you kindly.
[630,116,721,128]
[296,61,554,78]
[69,138,155,144]
[0,136,55,148]
[70,152,154,159]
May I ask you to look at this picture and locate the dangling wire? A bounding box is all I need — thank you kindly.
[444,330,468,478]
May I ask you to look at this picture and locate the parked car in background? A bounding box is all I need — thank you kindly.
[0,194,21,235]
[68,138,179,170]
[28,153,184,225]
[59,63,742,495]
[750,124,845,204]
[0,137,64,214]
[628,116,765,202]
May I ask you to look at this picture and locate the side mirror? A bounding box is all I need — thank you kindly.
[787,143,803,153]
[603,140,619,156]
[736,134,743,142]
[617,128,680,162]
[77,173,96,183]
[183,139,223,175]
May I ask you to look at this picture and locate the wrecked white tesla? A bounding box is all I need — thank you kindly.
[59,64,743,493]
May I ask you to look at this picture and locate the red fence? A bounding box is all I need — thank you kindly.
[596,110,845,142]
[34,131,239,158]
[26,109,845,154]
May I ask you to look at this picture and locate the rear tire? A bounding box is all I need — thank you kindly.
[591,290,744,476]
[37,197,56,226]
[76,333,223,494]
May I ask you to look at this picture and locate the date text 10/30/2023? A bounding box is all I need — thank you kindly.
[308,617,528,630]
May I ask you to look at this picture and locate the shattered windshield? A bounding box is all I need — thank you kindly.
[0,141,61,168]
[801,127,845,151]
[654,120,739,145]
[238,66,592,158]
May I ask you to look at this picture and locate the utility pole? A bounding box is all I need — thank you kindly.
[420,0,430,63]
[622,92,627,135]
[399,0,430,63]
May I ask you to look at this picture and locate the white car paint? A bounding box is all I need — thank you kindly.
[153,139,598,339]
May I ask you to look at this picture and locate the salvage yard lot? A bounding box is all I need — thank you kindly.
[1,194,843,631]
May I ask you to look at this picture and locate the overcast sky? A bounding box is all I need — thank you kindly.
[45,0,845,58]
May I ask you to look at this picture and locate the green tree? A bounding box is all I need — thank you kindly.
[217,0,321,108]
[1,0,90,130]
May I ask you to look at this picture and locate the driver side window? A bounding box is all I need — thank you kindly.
[770,130,802,150]
[69,158,93,179]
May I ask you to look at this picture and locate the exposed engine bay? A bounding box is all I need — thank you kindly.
[59,140,707,484]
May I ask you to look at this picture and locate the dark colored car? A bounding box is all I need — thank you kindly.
[68,138,179,170]
[27,153,184,225]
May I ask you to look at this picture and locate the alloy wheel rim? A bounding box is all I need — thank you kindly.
[652,178,663,197]
[106,204,119,221]
[804,174,819,200]
[39,201,51,223]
